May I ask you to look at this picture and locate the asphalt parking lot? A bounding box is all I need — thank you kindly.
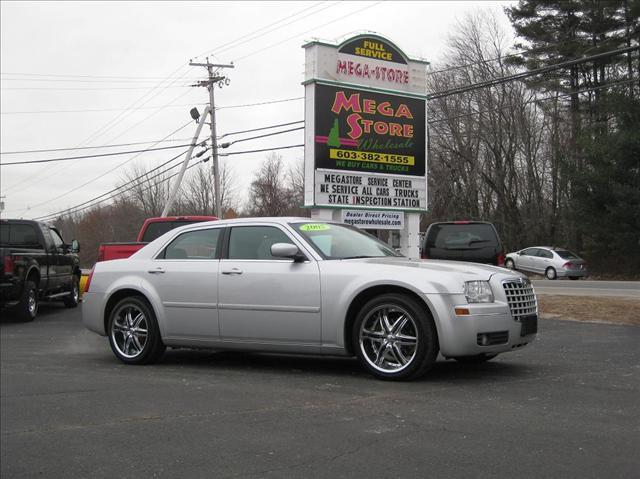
[1,304,639,479]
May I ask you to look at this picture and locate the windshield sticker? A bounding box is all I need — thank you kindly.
[300,224,331,232]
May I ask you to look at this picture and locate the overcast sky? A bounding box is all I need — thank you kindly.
[0,0,515,220]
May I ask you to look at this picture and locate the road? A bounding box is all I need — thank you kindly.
[1,304,639,479]
[532,279,640,298]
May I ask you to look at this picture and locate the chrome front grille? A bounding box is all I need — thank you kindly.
[502,279,538,320]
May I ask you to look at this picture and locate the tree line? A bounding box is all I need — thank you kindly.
[425,2,639,277]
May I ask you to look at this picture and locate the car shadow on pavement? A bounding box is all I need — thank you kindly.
[0,302,70,324]
[153,348,533,382]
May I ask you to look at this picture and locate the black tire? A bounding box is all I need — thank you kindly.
[17,280,38,322]
[352,293,439,381]
[453,353,498,364]
[63,275,80,308]
[107,296,165,365]
[505,259,515,270]
[545,267,557,280]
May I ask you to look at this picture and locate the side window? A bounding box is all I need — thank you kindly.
[538,249,553,259]
[49,228,65,249]
[162,228,221,260]
[521,248,536,256]
[228,226,293,260]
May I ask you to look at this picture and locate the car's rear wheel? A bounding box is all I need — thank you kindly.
[353,293,438,381]
[17,280,38,322]
[108,296,165,364]
[545,267,557,280]
[453,353,498,364]
[63,275,80,308]
[505,259,515,270]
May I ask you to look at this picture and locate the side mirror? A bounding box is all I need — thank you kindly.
[271,243,305,261]
[71,239,80,253]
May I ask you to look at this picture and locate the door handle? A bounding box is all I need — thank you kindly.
[221,268,243,275]
[147,267,165,274]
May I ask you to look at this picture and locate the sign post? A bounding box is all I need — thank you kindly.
[303,34,428,258]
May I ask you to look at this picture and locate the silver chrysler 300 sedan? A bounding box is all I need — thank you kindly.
[82,218,538,380]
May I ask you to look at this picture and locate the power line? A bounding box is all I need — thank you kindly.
[428,77,639,125]
[234,2,384,62]
[1,72,201,80]
[219,120,303,139]
[427,45,639,100]
[1,86,192,91]
[220,144,304,157]
[192,1,332,59]
[216,96,303,110]
[1,96,303,115]
[426,35,623,76]
[0,143,196,166]
[9,121,195,214]
[0,138,193,155]
[220,126,304,148]
[33,148,193,220]
[33,147,199,221]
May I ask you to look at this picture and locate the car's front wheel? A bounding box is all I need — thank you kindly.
[108,296,165,364]
[353,293,438,380]
[505,259,515,270]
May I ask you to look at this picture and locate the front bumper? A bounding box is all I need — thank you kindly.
[425,294,537,358]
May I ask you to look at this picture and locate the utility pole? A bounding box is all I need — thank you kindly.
[189,58,233,219]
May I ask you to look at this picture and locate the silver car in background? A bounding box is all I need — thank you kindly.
[83,218,538,380]
[505,246,588,280]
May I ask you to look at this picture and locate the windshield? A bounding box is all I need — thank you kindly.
[291,222,401,260]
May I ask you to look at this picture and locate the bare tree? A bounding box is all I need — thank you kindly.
[180,163,239,217]
[245,153,307,217]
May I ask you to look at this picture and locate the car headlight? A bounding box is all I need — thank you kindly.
[463,280,494,303]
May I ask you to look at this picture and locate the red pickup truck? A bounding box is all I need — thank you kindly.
[97,216,217,262]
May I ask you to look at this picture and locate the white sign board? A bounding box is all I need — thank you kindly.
[315,169,426,210]
[342,210,404,230]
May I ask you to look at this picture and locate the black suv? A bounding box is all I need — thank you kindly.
[421,221,505,266]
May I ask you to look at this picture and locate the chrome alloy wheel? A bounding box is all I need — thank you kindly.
[110,304,149,359]
[72,282,79,303]
[27,290,37,316]
[359,304,418,373]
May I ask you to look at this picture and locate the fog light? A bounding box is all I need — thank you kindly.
[479,334,489,346]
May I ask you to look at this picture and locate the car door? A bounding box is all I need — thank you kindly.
[148,227,222,340]
[49,227,74,291]
[516,248,538,272]
[218,225,321,344]
[37,224,59,291]
[535,248,554,273]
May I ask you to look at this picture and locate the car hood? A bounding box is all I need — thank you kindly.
[344,256,514,283]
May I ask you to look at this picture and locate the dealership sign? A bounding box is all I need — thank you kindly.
[303,34,428,212]
[342,210,404,230]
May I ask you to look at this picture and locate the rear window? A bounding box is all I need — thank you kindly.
[0,224,40,247]
[141,221,200,243]
[425,223,499,249]
[555,250,579,260]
